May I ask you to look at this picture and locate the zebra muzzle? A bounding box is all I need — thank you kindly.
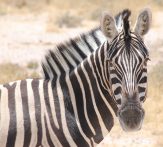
[117,103,145,132]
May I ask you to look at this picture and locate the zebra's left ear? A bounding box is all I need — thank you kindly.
[134,8,152,37]
[101,12,118,40]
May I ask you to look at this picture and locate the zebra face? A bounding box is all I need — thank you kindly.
[101,8,152,131]
[108,35,149,131]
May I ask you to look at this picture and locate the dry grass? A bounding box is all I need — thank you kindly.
[27,61,39,70]
[0,63,39,84]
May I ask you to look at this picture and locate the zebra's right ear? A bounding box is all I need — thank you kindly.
[101,12,118,40]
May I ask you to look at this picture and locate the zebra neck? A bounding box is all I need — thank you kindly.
[66,42,117,143]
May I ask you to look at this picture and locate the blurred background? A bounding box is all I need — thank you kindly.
[0,0,162,146]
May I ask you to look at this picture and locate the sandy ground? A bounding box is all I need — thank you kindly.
[0,11,163,147]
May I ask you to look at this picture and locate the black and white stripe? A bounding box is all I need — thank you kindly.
[41,27,106,80]
[41,11,124,80]
[0,9,152,146]
[0,40,118,146]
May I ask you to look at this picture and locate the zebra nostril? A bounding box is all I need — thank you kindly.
[116,99,121,105]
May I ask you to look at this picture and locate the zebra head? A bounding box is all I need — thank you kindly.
[101,9,152,132]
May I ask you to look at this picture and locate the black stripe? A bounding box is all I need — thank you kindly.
[75,64,103,142]
[137,68,147,82]
[4,83,17,147]
[60,77,90,146]
[42,63,50,79]
[59,49,74,71]
[57,45,80,65]
[94,47,107,88]
[20,80,31,147]
[49,50,65,74]
[92,50,118,113]
[139,76,147,84]
[84,58,114,140]
[70,68,94,138]
[138,86,146,93]
[48,80,70,147]
[90,30,101,46]
[31,79,42,146]
[111,77,121,84]
[70,39,87,59]
[82,34,94,52]
[44,115,55,147]
[43,81,69,147]
[43,80,56,147]
[46,59,57,82]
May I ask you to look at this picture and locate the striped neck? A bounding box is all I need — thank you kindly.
[65,42,117,144]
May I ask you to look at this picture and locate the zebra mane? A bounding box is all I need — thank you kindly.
[122,9,131,54]
[122,9,131,37]
[41,27,106,80]
[41,10,127,80]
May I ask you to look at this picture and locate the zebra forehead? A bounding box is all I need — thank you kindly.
[108,33,149,60]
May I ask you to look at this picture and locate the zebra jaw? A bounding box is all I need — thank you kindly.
[117,102,145,132]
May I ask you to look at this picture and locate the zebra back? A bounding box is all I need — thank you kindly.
[41,10,126,80]
[41,27,105,80]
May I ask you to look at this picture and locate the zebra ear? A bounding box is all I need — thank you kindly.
[101,12,118,40]
[134,8,152,37]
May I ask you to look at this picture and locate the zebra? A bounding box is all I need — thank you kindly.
[0,8,152,147]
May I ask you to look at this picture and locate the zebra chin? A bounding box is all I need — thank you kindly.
[117,103,145,132]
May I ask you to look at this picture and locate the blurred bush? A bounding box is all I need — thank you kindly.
[0,63,39,84]
[55,12,82,28]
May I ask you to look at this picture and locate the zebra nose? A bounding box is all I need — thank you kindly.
[118,103,145,132]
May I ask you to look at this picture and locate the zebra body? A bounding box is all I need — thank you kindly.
[0,8,152,147]
[0,42,117,146]
[0,52,117,147]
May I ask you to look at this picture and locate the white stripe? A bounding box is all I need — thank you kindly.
[73,69,96,134]
[97,46,109,90]
[14,81,24,147]
[95,30,106,44]
[62,50,77,67]
[55,49,69,72]
[68,46,83,62]
[85,35,98,51]
[48,56,61,75]
[88,55,116,135]
[48,81,60,129]
[66,75,92,146]
[77,37,92,55]
[0,86,10,146]
[57,77,77,146]
[81,61,106,138]
[28,79,38,147]
[42,59,54,79]
[44,110,63,147]
[38,80,49,147]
